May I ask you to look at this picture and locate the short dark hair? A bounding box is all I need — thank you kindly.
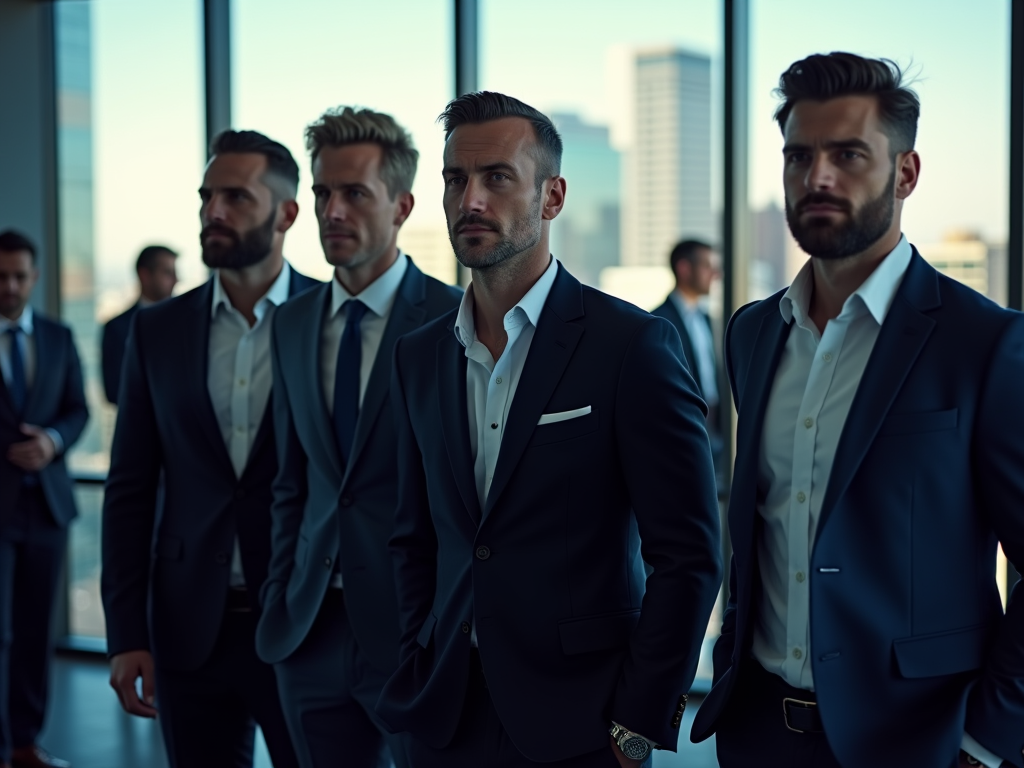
[209,129,300,198]
[670,239,712,274]
[0,230,37,262]
[136,245,177,273]
[774,52,920,156]
[438,91,563,183]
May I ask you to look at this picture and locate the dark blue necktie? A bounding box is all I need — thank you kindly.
[333,300,368,467]
[6,326,26,413]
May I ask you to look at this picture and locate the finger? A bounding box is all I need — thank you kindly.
[115,677,157,718]
[19,424,41,437]
[141,667,157,710]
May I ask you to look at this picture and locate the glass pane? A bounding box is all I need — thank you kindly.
[68,484,105,638]
[232,0,455,285]
[748,0,1010,304]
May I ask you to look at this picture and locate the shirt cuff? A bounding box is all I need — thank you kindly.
[44,428,64,456]
[962,731,1003,768]
[611,721,660,749]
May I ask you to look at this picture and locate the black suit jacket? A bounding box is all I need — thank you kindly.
[256,259,462,674]
[691,251,1024,767]
[376,265,722,761]
[0,313,89,526]
[100,302,139,405]
[101,268,319,670]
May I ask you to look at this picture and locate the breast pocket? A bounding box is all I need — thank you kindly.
[878,408,958,437]
[529,408,599,448]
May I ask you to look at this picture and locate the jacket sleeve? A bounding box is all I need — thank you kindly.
[47,326,89,450]
[388,335,439,660]
[609,316,723,750]
[260,315,307,608]
[965,313,1024,767]
[100,319,120,405]
[100,315,161,657]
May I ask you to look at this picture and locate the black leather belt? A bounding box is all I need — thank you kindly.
[783,697,823,733]
[225,588,251,613]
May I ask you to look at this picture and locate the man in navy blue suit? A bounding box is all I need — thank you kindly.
[0,230,87,768]
[102,131,318,768]
[376,92,722,768]
[100,245,178,405]
[691,53,1024,768]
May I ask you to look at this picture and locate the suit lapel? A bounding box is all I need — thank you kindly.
[343,263,427,486]
[437,329,481,525]
[21,318,55,421]
[815,252,940,538]
[301,284,343,478]
[482,267,584,520]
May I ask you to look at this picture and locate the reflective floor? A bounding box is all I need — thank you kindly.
[39,653,718,768]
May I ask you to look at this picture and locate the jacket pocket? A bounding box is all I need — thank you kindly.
[879,408,958,436]
[558,608,641,655]
[155,536,183,561]
[893,623,993,678]
[529,408,598,448]
[417,612,437,649]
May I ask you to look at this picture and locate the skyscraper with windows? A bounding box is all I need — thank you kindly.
[625,47,712,267]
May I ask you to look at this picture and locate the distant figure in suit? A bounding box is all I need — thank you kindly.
[100,245,178,404]
[376,92,722,768]
[0,230,88,768]
[691,53,1024,768]
[652,239,723,480]
[255,107,461,768]
[102,130,319,768]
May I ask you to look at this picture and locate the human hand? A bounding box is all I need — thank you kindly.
[6,424,56,471]
[109,650,158,718]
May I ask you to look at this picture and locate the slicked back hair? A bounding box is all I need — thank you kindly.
[305,107,419,200]
[209,129,300,199]
[136,245,177,273]
[0,230,37,262]
[438,91,563,185]
[774,52,920,157]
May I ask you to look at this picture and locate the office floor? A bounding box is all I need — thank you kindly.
[39,653,718,768]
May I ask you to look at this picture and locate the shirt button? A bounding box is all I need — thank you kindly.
[793,648,803,660]
[490,422,498,429]
[324,557,332,568]
[822,352,833,363]
[796,571,806,583]
[236,425,245,434]
[238,378,247,386]
[461,621,471,634]
[796,491,806,503]
[804,417,813,429]
[496,377,503,384]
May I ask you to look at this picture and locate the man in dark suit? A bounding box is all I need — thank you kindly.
[376,92,722,768]
[691,53,1024,768]
[255,107,461,768]
[102,130,318,768]
[652,239,723,481]
[100,245,178,405]
[0,230,88,768]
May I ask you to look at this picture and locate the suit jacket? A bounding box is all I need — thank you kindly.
[0,313,88,526]
[100,302,139,405]
[691,251,1024,768]
[376,265,722,761]
[101,268,319,670]
[256,259,462,674]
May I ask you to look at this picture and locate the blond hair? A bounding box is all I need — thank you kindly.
[305,107,418,199]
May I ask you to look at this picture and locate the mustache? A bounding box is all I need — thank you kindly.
[795,193,852,214]
[322,226,357,237]
[452,214,501,234]
[201,224,239,240]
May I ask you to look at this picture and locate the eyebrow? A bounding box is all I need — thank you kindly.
[442,162,518,176]
[782,138,873,153]
[198,185,253,196]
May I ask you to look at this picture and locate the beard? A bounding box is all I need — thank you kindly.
[785,169,895,260]
[448,194,543,270]
[201,209,276,269]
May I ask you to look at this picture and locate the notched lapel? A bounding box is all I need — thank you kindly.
[437,332,481,525]
[305,285,342,478]
[21,319,57,422]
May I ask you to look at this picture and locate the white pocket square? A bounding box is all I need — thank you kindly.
[537,406,592,426]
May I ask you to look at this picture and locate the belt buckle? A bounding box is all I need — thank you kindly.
[782,697,817,733]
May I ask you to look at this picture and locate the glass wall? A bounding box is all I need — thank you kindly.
[231,0,455,285]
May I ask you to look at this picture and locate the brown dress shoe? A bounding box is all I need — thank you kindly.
[11,746,70,768]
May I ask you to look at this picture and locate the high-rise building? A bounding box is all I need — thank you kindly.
[625,47,712,267]
[550,113,621,287]
[398,225,458,286]
[918,229,989,296]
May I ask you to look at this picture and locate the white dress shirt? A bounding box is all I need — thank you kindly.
[208,261,292,587]
[750,236,999,768]
[0,307,64,454]
[669,291,719,408]
[321,252,409,589]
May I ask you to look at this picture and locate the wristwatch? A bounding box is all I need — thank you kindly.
[610,724,652,762]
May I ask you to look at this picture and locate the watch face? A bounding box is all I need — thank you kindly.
[622,736,650,761]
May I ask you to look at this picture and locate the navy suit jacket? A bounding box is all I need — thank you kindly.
[376,265,722,761]
[256,259,461,674]
[0,313,88,526]
[100,302,138,405]
[691,251,1024,767]
[101,269,319,670]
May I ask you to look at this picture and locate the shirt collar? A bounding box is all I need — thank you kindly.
[0,306,33,335]
[454,255,560,349]
[779,235,913,327]
[211,261,292,321]
[330,251,408,320]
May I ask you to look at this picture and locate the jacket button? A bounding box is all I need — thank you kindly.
[215,552,228,565]
[339,496,353,507]
[234,488,245,500]
[324,557,332,568]
[476,546,490,560]
[461,621,470,634]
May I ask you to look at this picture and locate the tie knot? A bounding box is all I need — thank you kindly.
[5,325,22,339]
[345,300,369,326]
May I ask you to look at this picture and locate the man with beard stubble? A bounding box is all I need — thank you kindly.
[101,130,318,768]
[376,92,721,767]
[691,53,1024,768]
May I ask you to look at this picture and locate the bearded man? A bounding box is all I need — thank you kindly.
[101,130,318,768]
[691,53,1024,768]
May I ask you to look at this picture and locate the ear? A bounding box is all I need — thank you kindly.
[894,150,920,200]
[276,199,300,233]
[541,176,567,221]
[394,192,415,227]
